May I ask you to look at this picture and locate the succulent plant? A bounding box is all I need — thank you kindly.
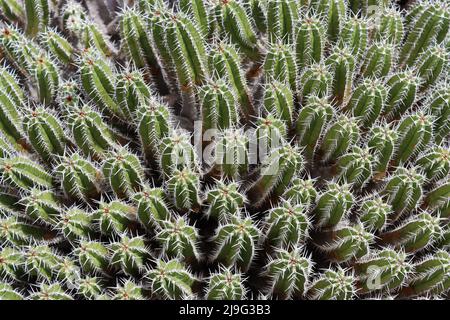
[0,0,448,301]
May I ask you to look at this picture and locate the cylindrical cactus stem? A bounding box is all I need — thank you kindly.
[93,200,136,236]
[80,21,115,58]
[214,0,260,59]
[245,0,267,34]
[165,12,207,91]
[23,244,61,281]
[199,79,239,133]
[307,267,356,300]
[179,0,211,36]
[74,240,110,275]
[0,190,21,217]
[40,29,74,65]
[0,0,24,22]
[416,146,450,183]
[29,283,73,300]
[56,80,81,113]
[21,188,60,226]
[345,78,387,129]
[145,258,196,299]
[136,98,171,163]
[206,266,246,300]
[325,46,355,105]
[167,167,201,212]
[384,71,420,120]
[156,216,200,262]
[338,16,369,58]
[415,45,448,91]
[0,25,34,71]
[66,103,118,160]
[24,0,51,37]
[160,130,196,177]
[296,96,334,160]
[102,147,145,199]
[313,0,347,43]
[110,235,149,276]
[0,282,23,300]
[263,80,294,126]
[205,180,245,223]
[208,42,255,119]
[61,0,86,35]
[111,280,145,300]
[282,177,317,208]
[316,222,374,263]
[30,52,60,105]
[76,276,104,300]
[354,248,412,294]
[264,247,313,299]
[0,65,25,108]
[247,143,303,206]
[0,155,53,191]
[211,215,259,272]
[359,196,392,232]
[360,41,394,79]
[266,0,298,43]
[57,207,96,242]
[405,250,450,297]
[0,246,25,281]
[263,42,297,90]
[374,6,404,46]
[367,123,397,179]
[55,257,80,286]
[116,70,152,121]
[212,128,249,180]
[380,212,442,253]
[132,185,171,229]
[255,114,287,154]
[79,49,121,118]
[54,153,102,202]
[423,182,450,212]
[428,85,449,145]
[336,146,374,188]
[0,215,48,246]
[0,83,25,146]
[313,182,353,228]
[295,15,325,71]
[400,3,449,67]
[0,134,16,158]
[22,106,68,162]
[264,200,310,249]
[319,115,359,163]
[383,167,424,219]
[119,8,158,69]
[393,112,433,166]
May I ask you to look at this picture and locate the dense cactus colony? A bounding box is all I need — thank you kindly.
[0,0,449,301]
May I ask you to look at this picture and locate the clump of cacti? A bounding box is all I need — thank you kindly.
[0,0,448,301]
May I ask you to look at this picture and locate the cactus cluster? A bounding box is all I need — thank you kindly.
[0,0,449,300]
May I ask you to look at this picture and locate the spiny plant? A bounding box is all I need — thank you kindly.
[0,0,448,301]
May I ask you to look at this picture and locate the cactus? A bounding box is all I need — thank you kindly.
[314,182,353,228]
[167,167,201,212]
[156,216,200,261]
[205,180,245,222]
[264,247,313,299]
[145,258,196,299]
[211,215,259,272]
[316,223,374,263]
[264,200,310,249]
[102,147,145,198]
[110,235,149,276]
[354,248,412,294]
[0,0,448,301]
[308,267,356,300]
[383,166,425,219]
[54,153,102,201]
[206,267,246,300]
